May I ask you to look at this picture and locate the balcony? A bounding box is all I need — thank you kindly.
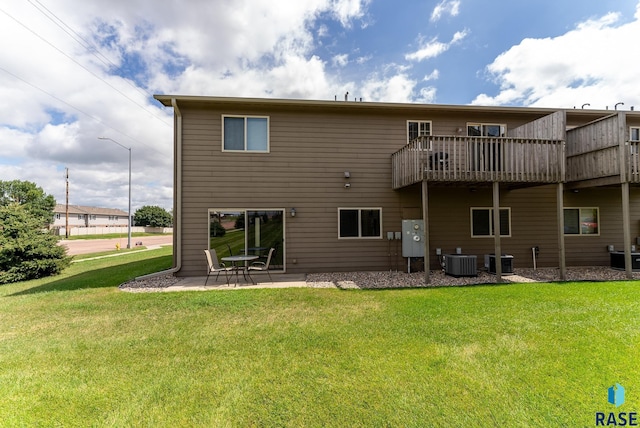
[392,136,565,189]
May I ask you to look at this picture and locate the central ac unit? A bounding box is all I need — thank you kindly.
[444,254,477,277]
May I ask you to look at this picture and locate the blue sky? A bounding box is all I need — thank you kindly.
[0,0,639,210]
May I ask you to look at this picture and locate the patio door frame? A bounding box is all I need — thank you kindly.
[208,208,286,273]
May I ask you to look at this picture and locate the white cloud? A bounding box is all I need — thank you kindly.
[360,65,419,103]
[472,5,640,108]
[405,30,468,62]
[0,0,371,211]
[332,54,350,67]
[423,70,440,81]
[431,0,461,22]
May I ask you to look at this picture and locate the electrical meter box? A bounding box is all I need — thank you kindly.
[402,220,425,257]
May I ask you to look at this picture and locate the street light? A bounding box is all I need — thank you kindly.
[98,137,132,249]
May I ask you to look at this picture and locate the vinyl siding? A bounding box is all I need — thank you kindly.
[173,99,640,276]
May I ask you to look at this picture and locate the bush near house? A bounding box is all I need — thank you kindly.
[0,204,70,284]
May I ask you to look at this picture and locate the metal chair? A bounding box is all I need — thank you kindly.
[204,249,233,286]
[247,247,274,283]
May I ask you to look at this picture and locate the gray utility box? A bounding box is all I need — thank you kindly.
[444,254,477,277]
[610,251,640,271]
[485,254,514,275]
[402,220,425,258]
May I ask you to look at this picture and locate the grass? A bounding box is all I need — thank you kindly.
[0,251,639,426]
[72,246,150,260]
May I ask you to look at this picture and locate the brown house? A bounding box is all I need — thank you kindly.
[154,95,640,282]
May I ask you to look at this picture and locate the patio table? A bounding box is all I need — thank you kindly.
[221,255,259,285]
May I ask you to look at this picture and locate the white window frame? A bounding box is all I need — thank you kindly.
[467,123,506,137]
[407,120,432,145]
[563,207,600,236]
[222,115,270,153]
[470,207,511,238]
[338,207,383,239]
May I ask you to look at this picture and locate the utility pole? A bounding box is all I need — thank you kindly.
[65,167,69,238]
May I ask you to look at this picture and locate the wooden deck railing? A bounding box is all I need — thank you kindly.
[627,141,640,183]
[392,136,565,189]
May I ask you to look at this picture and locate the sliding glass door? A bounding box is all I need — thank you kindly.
[209,209,284,271]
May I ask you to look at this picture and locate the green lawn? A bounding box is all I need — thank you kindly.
[0,249,638,427]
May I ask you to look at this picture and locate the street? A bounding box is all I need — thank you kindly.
[59,235,173,255]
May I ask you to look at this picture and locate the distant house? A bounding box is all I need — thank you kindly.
[52,204,129,229]
[154,95,640,282]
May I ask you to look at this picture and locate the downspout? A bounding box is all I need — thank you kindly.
[135,98,182,279]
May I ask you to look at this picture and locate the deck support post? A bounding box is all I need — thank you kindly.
[492,181,502,282]
[422,179,430,285]
[622,182,632,279]
[557,183,566,281]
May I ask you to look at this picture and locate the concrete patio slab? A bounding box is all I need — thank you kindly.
[163,273,312,292]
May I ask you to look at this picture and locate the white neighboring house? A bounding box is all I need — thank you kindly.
[52,204,130,229]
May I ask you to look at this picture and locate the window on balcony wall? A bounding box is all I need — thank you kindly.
[467,123,506,137]
[407,120,432,144]
[222,116,269,152]
[630,127,640,156]
[338,208,382,239]
[564,208,599,235]
[471,208,511,237]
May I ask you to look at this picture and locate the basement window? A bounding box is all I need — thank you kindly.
[471,208,511,237]
[564,208,599,235]
[338,208,382,239]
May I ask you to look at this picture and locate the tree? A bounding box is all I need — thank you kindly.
[0,204,71,284]
[0,180,56,227]
[134,205,173,227]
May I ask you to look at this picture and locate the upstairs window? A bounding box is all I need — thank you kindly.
[630,127,640,141]
[407,120,432,143]
[468,123,506,137]
[223,116,269,152]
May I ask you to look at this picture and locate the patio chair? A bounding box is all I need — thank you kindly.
[204,249,233,286]
[429,152,448,170]
[247,247,274,283]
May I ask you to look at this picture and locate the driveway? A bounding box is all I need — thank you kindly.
[59,235,173,255]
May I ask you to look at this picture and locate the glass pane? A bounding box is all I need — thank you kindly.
[580,208,598,234]
[224,117,245,150]
[408,122,418,142]
[209,211,246,262]
[472,209,491,236]
[339,210,359,237]
[484,125,504,137]
[631,128,640,141]
[247,210,284,269]
[564,209,580,234]
[499,209,510,236]
[468,125,482,136]
[361,209,381,237]
[247,118,268,151]
[419,122,430,136]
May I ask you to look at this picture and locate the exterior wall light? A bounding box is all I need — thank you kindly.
[290,208,296,217]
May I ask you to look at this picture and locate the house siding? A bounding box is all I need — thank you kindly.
[159,96,640,277]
